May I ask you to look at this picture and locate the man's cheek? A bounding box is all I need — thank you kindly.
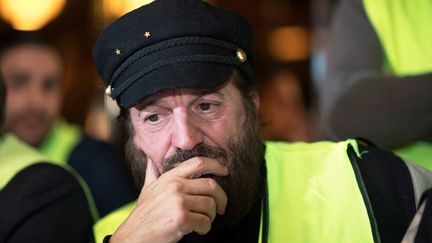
[133,132,148,154]
[147,157,164,175]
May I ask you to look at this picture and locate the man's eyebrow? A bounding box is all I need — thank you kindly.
[136,89,226,110]
[195,89,226,99]
[8,69,30,80]
[135,98,158,110]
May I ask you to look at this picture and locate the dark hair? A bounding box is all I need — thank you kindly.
[0,31,62,61]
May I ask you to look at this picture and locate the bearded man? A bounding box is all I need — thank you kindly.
[92,0,432,242]
[0,32,137,217]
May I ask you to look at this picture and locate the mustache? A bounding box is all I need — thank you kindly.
[11,108,48,122]
[162,143,228,173]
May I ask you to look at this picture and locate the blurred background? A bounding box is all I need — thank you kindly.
[0,0,339,144]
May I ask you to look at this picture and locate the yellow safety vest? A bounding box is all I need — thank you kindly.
[265,139,377,242]
[39,119,82,165]
[363,0,432,170]
[0,133,47,189]
[94,140,379,243]
[0,133,99,220]
[94,202,136,242]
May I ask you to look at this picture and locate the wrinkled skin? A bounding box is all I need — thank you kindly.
[112,81,263,243]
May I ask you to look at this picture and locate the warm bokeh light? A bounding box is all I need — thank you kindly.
[103,0,154,18]
[266,26,310,62]
[0,0,66,30]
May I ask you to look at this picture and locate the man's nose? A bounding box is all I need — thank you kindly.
[171,114,203,150]
[28,85,45,106]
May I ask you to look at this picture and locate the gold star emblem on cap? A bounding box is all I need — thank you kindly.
[236,48,247,63]
[115,48,121,56]
[144,32,151,38]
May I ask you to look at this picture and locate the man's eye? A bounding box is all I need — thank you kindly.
[9,73,29,90]
[199,103,211,111]
[42,78,58,92]
[146,114,159,122]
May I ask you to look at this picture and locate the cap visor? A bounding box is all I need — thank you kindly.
[118,62,234,108]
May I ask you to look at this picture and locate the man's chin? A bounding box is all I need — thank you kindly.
[14,129,47,147]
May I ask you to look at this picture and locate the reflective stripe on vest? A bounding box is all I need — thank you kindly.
[0,133,99,220]
[363,0,432,76]
[39,119,82,165]
[93,140,378,242]
[363,0,432,170]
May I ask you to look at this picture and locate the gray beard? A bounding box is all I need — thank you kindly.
[125,113,264,230]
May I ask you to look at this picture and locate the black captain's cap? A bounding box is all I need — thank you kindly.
[92,0,254,108]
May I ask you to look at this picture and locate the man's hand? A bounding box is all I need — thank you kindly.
[110,157,228,243]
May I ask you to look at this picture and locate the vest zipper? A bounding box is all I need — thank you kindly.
[347,144,382,243]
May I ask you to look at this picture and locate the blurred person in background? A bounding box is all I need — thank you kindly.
[0,31,138,218]
[0,73,94,242]
[320,0,432,170]
[259,68,310,142]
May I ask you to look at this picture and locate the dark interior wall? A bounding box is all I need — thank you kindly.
[214,0,312,108]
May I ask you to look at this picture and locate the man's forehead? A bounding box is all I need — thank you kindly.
[1,46,62,70]
[2,44,60,60]
[133,85,229,109]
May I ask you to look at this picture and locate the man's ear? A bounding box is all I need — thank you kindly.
[251,91,260,109]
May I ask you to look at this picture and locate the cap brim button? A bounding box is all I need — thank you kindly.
[236,48,247,63]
